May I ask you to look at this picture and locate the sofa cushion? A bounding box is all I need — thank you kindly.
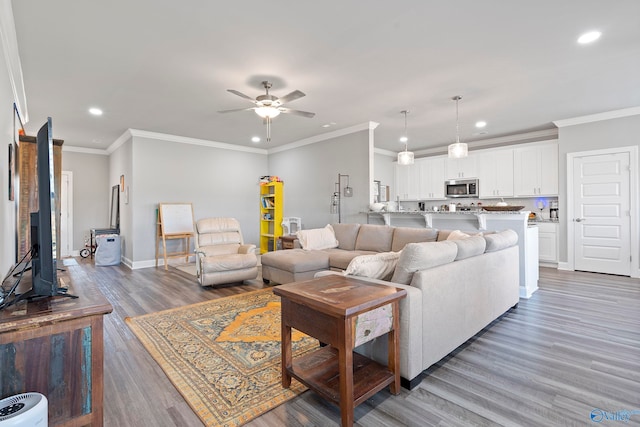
[484,229,518,252]
[344,251,401,281]
[391,241,458,285]
[354,224,394,252]
[296,225,339,250]
[437,229,453,241]
[260,249,330,272]
[391,227,438,252]
[322,248,376,270]
[330,223,361,251]
[452,236,486,260]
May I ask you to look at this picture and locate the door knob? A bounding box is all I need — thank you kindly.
[574,218,586,222]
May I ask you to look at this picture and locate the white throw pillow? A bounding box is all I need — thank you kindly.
[446,229,483,240]
[296,225,339,250]
[344,251,401,281]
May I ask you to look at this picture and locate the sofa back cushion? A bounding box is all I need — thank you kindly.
[391,227,439,252]
[391,241,458,285]
[484,229,518,252]
[355,224,394,252]
[452,236,486,260]
[330,223,361,251]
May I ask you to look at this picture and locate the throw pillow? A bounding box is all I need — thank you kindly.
[344,251,401,281]
[484,229,518,252]
[296,225,339,250]
[391,241,458,285]
[446,229,483,240]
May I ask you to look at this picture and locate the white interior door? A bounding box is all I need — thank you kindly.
[60,171,73,257]
[572,152,630,275]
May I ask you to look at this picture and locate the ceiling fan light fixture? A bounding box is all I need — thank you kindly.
[397,110,414,165]
[448,95,468,159]
[255,106,281,119]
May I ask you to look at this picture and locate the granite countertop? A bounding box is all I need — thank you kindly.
[366,210,529,215]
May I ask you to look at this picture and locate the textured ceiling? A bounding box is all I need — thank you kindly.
[11,0,640,153]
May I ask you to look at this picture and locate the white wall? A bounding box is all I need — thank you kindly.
[127,135,268,268]
[374,151,396,201]
[268,130,371,229]
[109,136,132,262]
[62,150,110,251]
[0,34,16,273]
[557,114,640,264]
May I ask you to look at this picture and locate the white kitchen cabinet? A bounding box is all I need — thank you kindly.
[478,148,514,198]
[537,222,558,263]
[446,154,478,179]
[514,141,558,196]
[418,156,446,199]
[395,162,420,200]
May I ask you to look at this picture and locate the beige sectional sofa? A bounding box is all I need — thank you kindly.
[262,223,520,389]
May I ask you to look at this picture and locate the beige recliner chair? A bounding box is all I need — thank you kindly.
[194,218,258,286]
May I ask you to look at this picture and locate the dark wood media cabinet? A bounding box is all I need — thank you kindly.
[0,266,113,426]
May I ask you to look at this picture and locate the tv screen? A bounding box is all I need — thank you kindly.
[30,118,58,297]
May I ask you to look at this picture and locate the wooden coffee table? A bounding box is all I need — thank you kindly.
[273,274,406,427]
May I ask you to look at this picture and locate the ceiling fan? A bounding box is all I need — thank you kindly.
[219,81,315,142]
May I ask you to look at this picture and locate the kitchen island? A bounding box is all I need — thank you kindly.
[366,210,538,298]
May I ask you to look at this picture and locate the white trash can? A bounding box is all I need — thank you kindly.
[95,234,121,266]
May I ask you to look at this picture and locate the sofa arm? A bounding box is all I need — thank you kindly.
[238,244,256,254]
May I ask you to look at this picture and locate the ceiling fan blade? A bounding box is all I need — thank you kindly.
[217,107,255,114]
[278,107,315,118]
[275,90,305,105]
[227,89,256,102]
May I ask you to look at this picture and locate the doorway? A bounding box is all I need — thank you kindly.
[568,147,637,276]
[60,171,73,257]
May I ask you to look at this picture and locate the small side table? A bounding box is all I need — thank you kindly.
[274,275,406,427]
[279,235,298,250]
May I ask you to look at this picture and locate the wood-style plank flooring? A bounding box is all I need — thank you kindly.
[68,259,640,426]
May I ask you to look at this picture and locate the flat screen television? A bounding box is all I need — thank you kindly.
[29,118,58,297]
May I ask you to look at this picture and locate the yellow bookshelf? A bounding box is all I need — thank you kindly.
[260,181,284,254]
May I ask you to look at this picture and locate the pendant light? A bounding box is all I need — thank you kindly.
[448,96,468,158]
[397,110,414,165]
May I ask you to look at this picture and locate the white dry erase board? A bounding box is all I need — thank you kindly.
[158,203,195,235]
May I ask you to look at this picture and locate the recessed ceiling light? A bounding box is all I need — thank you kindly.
[89,107,103,116]
[475,121,487,128]
[399,136,408,143]
[251,136,261,143]
[577,31,601,44]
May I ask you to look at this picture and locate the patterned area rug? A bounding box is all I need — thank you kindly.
[126,288,318,426]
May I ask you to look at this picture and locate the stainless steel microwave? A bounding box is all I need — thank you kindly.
[445,178,479,198]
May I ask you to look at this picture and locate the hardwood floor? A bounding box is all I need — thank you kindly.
[69,259,640,426]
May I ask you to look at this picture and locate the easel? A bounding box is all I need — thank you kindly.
[156,203,195,270]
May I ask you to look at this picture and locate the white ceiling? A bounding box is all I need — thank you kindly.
[10,0,640,153]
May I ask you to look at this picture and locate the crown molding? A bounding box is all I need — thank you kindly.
[0,0,28,122]
[553,106,640,128]
[63,145,109,155]
[374,147,398,157]
[267,122,379,154]
[107,129,268,155]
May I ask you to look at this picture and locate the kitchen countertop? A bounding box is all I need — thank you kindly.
[366,210,529,215]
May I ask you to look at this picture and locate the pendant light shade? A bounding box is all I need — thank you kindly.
[448,96,468,158]
[397,110,414,165]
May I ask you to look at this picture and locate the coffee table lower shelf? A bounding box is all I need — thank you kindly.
[289,346,395,407]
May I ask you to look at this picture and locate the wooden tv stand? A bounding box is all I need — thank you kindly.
[0,266,113,426]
